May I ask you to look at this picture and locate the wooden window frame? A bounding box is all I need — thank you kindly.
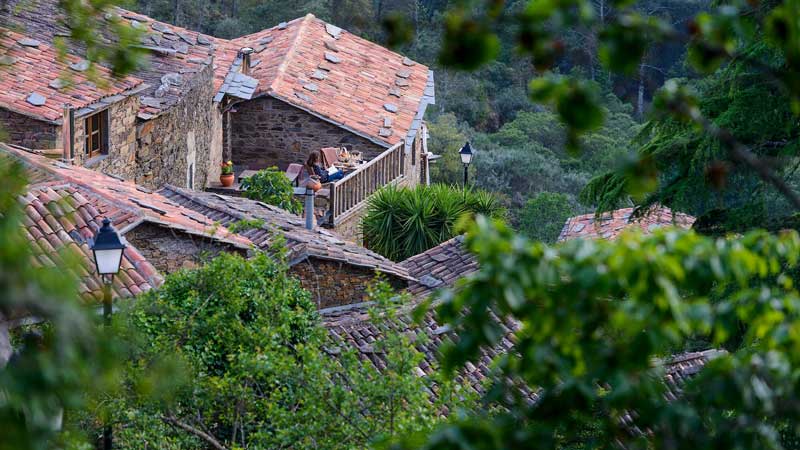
[84,110,109,159]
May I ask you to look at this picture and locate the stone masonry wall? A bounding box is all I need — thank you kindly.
[133,64,220,189]
[125,222,245,275]
[82,96,140,175]
[290,257,407,309]
[0,109,58,149]
[229,96,387,170]
[331,202,368,244]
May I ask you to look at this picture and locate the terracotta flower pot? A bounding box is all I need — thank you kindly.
[306,178,322,192]
[220,173,235,187]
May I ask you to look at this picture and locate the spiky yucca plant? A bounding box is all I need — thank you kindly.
[361,184,504,261]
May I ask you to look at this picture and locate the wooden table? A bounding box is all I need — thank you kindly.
[333,160,365,174]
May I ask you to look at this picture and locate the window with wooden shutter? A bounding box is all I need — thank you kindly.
[84,110,108,159]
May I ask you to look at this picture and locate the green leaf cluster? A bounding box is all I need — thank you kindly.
[240,167,303,215]
[361,184,505,261]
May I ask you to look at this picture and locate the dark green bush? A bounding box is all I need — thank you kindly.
[361,184,505,261]
[240,167,302,214]
[519,192,580,243]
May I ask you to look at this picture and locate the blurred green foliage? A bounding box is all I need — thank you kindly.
[0,156,124,450]
[399,217,800,449]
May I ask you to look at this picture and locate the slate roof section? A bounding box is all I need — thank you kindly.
[20,183,161,303]
[216,14,434,149]
[399,235,477,297]
[158,185,415,282]
[323,304,529,406]
[0,27,145,123]
[323,300,721,411]
[558,206,696,242]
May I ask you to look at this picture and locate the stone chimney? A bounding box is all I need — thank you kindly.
[239,47,254,75]
[61,103,74,164]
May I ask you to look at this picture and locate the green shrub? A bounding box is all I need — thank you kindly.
[519,192,580,243]
[362,184,505,261]
[240,167,302,214]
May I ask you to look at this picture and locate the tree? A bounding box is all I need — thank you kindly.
[362,184,505,261]
[84,251,462,449]
[519,192,578,243]
[398,217,800,449]
[0,156,119,450]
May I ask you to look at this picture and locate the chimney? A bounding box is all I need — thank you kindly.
[61,103,74,165]
[304,186,315,230]
[239,47,253,75]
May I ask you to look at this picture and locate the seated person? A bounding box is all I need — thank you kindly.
[305,150,344,183]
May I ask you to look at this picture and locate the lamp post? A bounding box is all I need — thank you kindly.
[90,217,125,450]
[459,141,474,187]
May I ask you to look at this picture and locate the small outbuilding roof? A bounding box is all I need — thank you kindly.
[158,185,416,282]
[399,235,477,297]
[558,206,696,242]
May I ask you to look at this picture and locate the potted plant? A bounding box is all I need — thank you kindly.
[220,161,234,187]
[306,175,322,193]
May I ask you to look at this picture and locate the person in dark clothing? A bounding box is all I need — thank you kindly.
[306,151,344,183]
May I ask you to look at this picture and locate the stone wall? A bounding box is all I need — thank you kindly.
[133,64,221,189]
[228,96,387,170]
[290,257,407,309]
[0,109,58,149]
[81,96,140,175]
[331,202,368,244]
[125,222,245,275]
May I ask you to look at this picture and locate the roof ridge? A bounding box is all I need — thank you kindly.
[268,13,315,94]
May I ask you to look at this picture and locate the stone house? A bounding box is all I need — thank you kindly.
[6,144,252,298]
[0,1,435,239]
[0,1,221,190]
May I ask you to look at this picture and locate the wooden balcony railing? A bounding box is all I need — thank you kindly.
[329,142,405,225]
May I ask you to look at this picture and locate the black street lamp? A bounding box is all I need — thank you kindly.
[90,217,125,450]
[459,141,474,186]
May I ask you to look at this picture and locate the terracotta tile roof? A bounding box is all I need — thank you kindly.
[19,183,161,304]
[0,27,145,123]
[158,185,414,282]
[0,0,215,119]
[399,236,477,297]
[620,349,726,437]
[0,2,434,141]
[6,146,252,249]
[558,206,696,242]
[218,14,435,148]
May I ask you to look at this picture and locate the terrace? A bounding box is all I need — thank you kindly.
[209,141,407,227]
